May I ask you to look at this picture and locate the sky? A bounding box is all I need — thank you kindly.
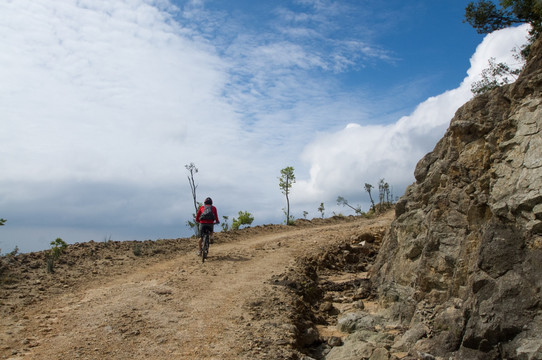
[0,0,531,253]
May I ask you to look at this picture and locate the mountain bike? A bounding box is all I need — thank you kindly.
[201,227,211,263]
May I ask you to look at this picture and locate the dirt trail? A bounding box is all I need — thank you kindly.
[1,212,394,360]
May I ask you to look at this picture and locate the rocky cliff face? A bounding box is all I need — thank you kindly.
[371,38,542,359]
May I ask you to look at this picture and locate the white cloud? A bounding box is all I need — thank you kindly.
[0,0,531,253]
[0,0,242,250]
[294,25,531,213]
[0,0,242,183]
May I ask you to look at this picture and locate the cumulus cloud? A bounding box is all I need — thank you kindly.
[0,0,530,253]
[0,0,240,250]
[294,25,531,214]
[0,0,340,251]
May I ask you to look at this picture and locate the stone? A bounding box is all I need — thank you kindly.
[370,347,390,360]
[392,323,428,351]
[328,336,343,347]
[337,313,382,333]
[515,338,542,360]
[353,300,365,309]
[299,326,320,347]
[326,339,375,360]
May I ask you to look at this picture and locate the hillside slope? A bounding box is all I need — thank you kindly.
[0,213,393,359]
[371,37,542,359]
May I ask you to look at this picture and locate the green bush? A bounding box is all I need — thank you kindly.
[133,243,143,256]
[47,238,67,273]
[232,211,254,230]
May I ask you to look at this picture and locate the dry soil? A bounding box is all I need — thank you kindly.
[1,211,394,360]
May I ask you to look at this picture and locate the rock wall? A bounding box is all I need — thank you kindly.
[371,38,542,359]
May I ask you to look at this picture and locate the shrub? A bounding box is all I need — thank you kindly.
[232,211,254,230]
[47,238,67,273]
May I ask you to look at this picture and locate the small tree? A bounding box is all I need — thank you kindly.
[221,215,230,231]
[318,202,325,218]
[377,179,389,209]
[0,219,6,226]
[47,238,68,273]
[279,167,296,225]
[232,211,254,230]
[471,57,522,95]
[337,196,362,215]
[185,163,198,215]
[185,163,199,236]
[377,179,393,211]
[302,211,308,219]
[364,183,376,211]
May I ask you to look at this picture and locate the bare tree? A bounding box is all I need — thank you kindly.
[185,163,198,215]
[185,163,199,236]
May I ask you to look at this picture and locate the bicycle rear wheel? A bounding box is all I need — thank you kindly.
[202,233,209,263]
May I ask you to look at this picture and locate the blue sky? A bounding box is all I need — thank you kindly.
[0,0,530,253]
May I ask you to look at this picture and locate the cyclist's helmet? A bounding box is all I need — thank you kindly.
[204,197,213,205]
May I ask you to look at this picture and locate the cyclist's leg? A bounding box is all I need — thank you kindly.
[209,224,215,243]
[198,224,204,253]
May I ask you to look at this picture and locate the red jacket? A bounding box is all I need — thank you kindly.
[196,205,219,224]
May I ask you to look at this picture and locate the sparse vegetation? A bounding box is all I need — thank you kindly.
[0,218,6,226]
[232,211,254,230]
[336,196,362,215]
[221,215,230,231]
[185,162,200,236]
[464,0,540,93]
[471,56,523,94]
[9,246,19,256]
[133,243,143,256]
[378,178,393,211]
[282,208,295,225]
[279,166,296,225]
[361,179,395,214]
[47,238,68,273]
[364,183,376,211]
[185,163,199,214]
[318,202,325,218]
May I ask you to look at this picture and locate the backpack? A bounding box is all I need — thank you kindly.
[200,205,215,221]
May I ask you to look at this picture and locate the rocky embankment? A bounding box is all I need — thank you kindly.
[363,38,542,359]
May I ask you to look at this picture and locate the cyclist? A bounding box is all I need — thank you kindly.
[195,197,219,255]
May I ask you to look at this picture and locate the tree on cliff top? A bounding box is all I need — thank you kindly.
[464,0,542,39]
[465,1,539,93]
